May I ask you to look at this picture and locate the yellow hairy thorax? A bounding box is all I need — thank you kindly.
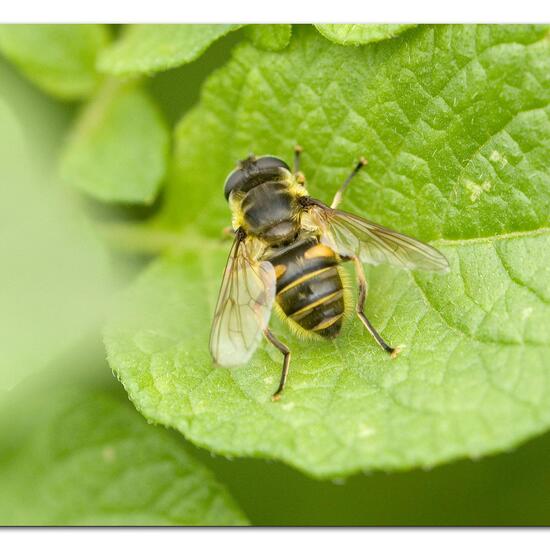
[228,170,308,233]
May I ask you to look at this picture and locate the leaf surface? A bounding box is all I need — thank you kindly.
[0,24,109,99]
[98,24,242,76]
[106,25,550,478]
[316,24,417,45]
[246,25,292,51]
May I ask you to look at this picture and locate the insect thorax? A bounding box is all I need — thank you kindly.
[230,176,305,245]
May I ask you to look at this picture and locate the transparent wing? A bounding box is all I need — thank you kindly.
[209,233,276,366]
[305,199,449,272]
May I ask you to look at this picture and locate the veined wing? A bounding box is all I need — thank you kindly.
[305,199,449,272]
[209,232,276,366]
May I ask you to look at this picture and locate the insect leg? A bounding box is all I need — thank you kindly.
[330,157,368,209]
[264,327,291,401]
[293,144,303,173]
[352,256,399,357]
[293,145,306,185]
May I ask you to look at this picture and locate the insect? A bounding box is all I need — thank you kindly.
[210,146,449,401]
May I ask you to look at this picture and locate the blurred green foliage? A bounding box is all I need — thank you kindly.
[0,25,109,99]
[0,344,248,526]
[200,427,550,526]
[0,24,549,526]
[60,80,169,203]
[97,24,242,76]
[0,60,112,392]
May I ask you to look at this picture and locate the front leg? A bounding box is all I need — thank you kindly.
[331,157,368,209]
[293,144,306,186]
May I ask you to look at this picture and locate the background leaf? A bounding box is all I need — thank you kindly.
[0,61,113,393]
[246,24,292,51]
[315,24,417,46]
[105,25,550,479]
[98,24,242,77]
[0,24,109,100]
[147,29,244,126]
[0,359,248,526]
[60,80,169,204]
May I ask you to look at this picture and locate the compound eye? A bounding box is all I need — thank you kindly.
[223,168,247,200]
[255,156,290,172]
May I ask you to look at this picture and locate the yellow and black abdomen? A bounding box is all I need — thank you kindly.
[267,237,346,339]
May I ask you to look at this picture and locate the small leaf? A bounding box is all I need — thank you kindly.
[60,80,169,204]
[246,24,292,51]
[315,24,417,45]
[98,24,242,77]
[0,373,248,525]
[0,24,109,100]
[107,25,550,478]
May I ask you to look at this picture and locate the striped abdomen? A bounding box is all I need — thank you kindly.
[267,237,345,338]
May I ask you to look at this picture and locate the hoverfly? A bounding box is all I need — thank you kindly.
[210,147,449,401]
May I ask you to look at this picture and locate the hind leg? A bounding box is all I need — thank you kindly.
[352,256,399,357]
[264,327,292,401]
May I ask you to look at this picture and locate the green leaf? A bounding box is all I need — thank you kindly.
[0,24,109,100]
[60,80,169,204]
[0,375,248,525]
[246,24,292,51]
[98,24,242,77]
[0,72,112,393]
[315,24,417,45]
[106,25,550,478]
[162,24,550,241]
